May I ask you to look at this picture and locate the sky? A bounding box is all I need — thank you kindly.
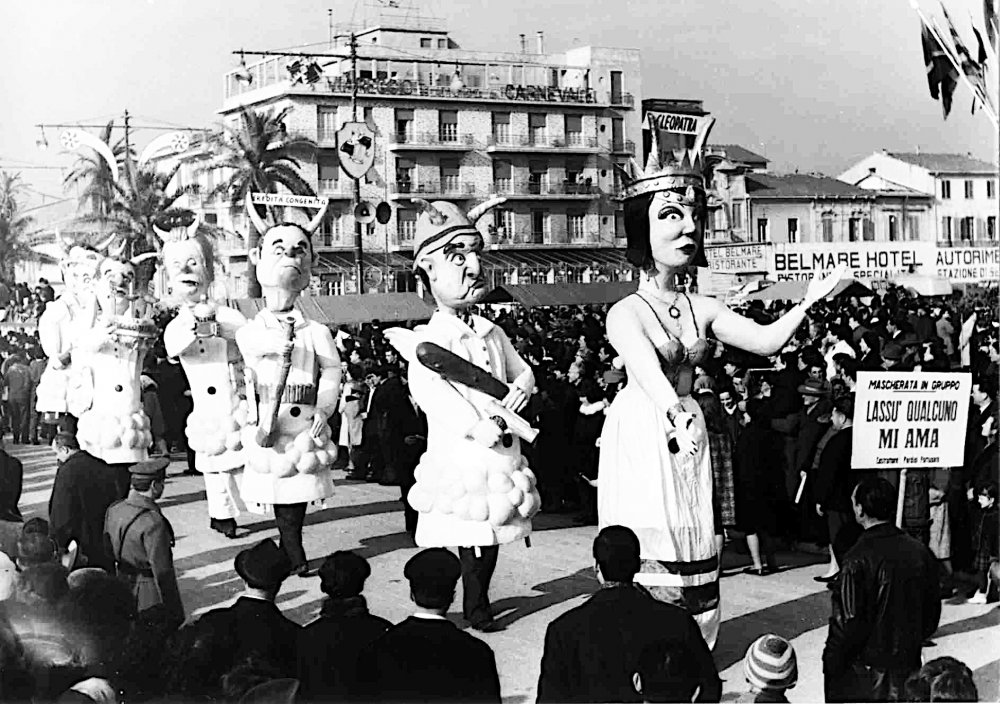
[1,0,996,218]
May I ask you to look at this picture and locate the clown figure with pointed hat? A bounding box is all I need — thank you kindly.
[161,218,248,539]
[235,196,342,576]
[597,119,846,648]
[384,197,540,633]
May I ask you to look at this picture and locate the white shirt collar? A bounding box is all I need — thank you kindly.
[411,611,447,620]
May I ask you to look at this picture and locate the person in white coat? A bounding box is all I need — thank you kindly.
[388,198,541,632]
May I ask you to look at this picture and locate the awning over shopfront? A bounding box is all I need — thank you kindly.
[894,274,954,297]
[483,247,626,271]
[231,293,434,325]
[481,281,638,307]
[746,278,874,301]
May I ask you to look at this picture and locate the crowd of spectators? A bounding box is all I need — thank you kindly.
[0,280,993,702]
[0,278,54,325]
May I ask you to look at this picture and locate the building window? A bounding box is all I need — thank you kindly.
[960,216,974,240]
[438,110,458,142]
[888,215,898,241]
[822,214,834,242]
[493,208,514,241]
[317,108,338,142]
[988,181,996,199]
[787,218,798,243]
[941,215,953,242]
[615,210,625,239]
[568,212,586,242]
[528,161,548,194]
[440,158,461,192]
[529,113,547,146]
[398,209,417,243]
[755,218,769,243]
[395,109,414,143]
[396,157,414,193]
[610,70,623,104]
[318,154,340,194]
[320,213,341,247]
[531,210,548,244]
[732,202,743,230]
[988,216,996,240]
[848,217,860,242]
[941,180,951,199]
[565,115,583,145]
[964,180,974,199]
[906,215,920,241]
[420,38,431,48]
[863,218,875,241]
[611,117,624,152]
[492,112,511,144]
[204,213,218,225]
[493,160,512,193]
[437,38,447,48]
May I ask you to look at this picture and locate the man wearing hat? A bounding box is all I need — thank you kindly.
[356,548,501,702]
[385,198,540,634]
[0,435,23,557]
[196,538,299,678]
[103,456,183,625]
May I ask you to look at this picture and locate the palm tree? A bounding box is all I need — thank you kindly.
[0,171,38,280]
[207,105,318,297]
[63,120,131,219]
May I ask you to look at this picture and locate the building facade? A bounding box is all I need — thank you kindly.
[839,151,998,247]
[160,16,643,296]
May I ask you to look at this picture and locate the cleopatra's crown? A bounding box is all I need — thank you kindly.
[616,116,716,204]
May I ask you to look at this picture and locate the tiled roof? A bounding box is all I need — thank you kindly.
[708,144,769,166]
[886,152,997,174]
[746,173,873,199]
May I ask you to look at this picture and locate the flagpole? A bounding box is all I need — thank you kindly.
[911,0,999,127]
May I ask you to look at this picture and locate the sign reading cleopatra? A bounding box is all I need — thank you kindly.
[644,111,710,136]
[851,371,971,469]
[704,243,770,274]
[770,242,935,281]
[322,77,597,104]
[934,246,1000,284]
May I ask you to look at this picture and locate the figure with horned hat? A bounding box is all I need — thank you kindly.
[235,195,342,576]
[598,119,846,648]
[160,217,248,539]
[69,240,161,466]
[34,233,107,437]
[384,197,541,633]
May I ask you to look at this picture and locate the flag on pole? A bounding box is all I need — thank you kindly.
[960,312,977,368]
[919,16,960,116]
[941,4,989,112]
[986,0,998,46]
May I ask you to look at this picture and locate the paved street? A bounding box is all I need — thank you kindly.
[15,444,1000,702]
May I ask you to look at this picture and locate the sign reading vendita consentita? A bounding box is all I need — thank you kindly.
[851,371,971,469]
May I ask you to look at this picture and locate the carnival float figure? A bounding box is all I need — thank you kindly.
[599,122,844,648]
[71,245,160,465]
[160,218,248,539]
[35,234,107,435]
[235,195,341,575]
[385,198,541,633]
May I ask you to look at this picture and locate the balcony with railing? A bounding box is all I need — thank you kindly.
[493,179,602,199]
[317,179,354,198]
[937,237,997,248]
[388,130,476,150]
[388,179,476,199]
[609,139,636,155]
[486,132,599,153]
[609,92,635,108]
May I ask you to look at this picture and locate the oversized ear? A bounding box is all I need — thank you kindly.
[416,256,435,282]
[248,247,261,266]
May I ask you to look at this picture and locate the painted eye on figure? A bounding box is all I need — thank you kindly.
[447,251,467,266]
[657,206,684,221]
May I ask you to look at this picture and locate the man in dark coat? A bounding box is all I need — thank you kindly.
[356,548,501,703]
[536,525,720,703]
[397,383,427,538]
[197,538,300,678]
[823,477,941,703]
[0,436,22,557]
[813,395,860,571]
[297,551,391,701]
[48,432,127,572]
[374,365,413,486]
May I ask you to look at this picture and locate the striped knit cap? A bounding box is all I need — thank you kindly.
[744,634,798,691]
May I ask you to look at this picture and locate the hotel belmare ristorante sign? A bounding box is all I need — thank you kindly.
[851,371,971,469]
[705,241,999,285]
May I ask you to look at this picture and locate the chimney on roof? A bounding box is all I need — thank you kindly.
[881,148,888,154]
[868,167,876,174]
[519,33,526,53]
[537,31,545,53]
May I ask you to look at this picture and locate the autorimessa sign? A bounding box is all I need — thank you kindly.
[852,371,971,469]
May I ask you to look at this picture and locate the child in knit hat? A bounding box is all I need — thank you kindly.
[737,634,798,703]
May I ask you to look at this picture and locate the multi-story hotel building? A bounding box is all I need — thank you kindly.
[161,14,643,296]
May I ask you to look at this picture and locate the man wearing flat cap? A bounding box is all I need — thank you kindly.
[103,456,183,625]
[385,198,541,634]
[196,538,300,678]
[357,548,501,702]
